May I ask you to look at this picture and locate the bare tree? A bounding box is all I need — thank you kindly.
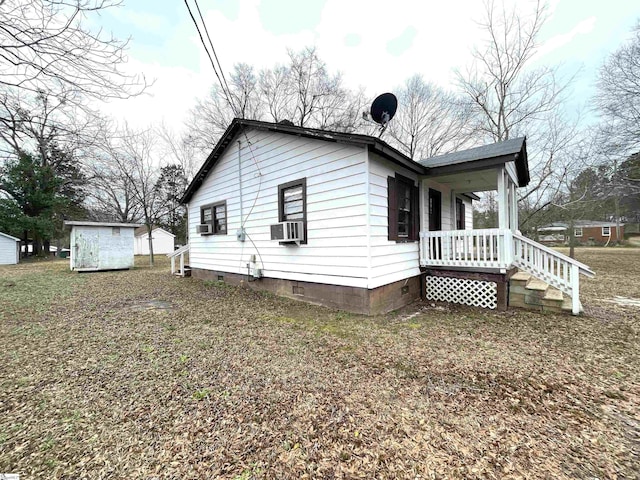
[594,22,640,157]
[118,125,162,266]
[456,0,578,230]
[85,153,142,223]
[388,75,476,159]
[456,0,566,142]
[185,47,367,154]
[0,87,104,163]
[156,122,199,181]
[0,0,147,100]
[259,65,293,123]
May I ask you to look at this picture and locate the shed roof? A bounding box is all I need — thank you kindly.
[418,137,530,187]
[0,231,20,242]
[134,226,176,237]
[64,221,142,228]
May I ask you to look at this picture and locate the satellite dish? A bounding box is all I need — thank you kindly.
[370,93,398,126]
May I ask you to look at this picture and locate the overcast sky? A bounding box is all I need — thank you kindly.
[94,0,640,133]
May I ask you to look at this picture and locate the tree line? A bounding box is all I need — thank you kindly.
[1,0,639,263]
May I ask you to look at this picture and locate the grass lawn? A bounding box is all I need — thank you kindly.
[0,249,638,479]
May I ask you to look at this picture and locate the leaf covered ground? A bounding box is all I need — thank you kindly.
[0,249,638,479]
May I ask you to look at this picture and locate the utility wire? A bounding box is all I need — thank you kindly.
[193,0,235,113]
[184,0,266,269]
[183,0,236,115]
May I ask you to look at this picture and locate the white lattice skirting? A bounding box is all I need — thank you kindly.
[425,276,498,309]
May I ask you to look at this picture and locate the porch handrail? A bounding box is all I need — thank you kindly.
[512,232,595,278]
[512,232,594,315]
[420,228,511,269]
[168,244,189,276]
[167,244,189,258]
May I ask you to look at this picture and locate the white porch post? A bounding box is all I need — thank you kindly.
[497,168,513,270]
[497,168,509,230]
[509,180,518,232]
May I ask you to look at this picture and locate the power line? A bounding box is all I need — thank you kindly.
[192,0,235,114]
[183,0,236,115]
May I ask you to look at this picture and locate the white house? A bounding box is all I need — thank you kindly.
[175,119,594,315]
[65,221,141,271]
[0,231,20,265]
[134,226,175,255]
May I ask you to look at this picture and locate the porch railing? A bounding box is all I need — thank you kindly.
[512,232,594,314]
[419,229,595,315]
[420,228,513,270]
[168,244,190,277]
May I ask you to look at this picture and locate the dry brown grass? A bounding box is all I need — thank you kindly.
[0,251,638,479]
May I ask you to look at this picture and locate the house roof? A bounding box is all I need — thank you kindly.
[0,231,20,242]
[64,221,142,228]
[418,137,530,187]
[540,220,625,230]
[181,118,428,203]
[181,119,531,203]
[134,226,176,237]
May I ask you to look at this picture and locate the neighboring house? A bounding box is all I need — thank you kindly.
[175,119,593,315]
[65,221,141,271]
[538,221,625,245]
[0,231,20,265]
[134,226,175,255]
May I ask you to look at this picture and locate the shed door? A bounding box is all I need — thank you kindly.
[75,229,99,269]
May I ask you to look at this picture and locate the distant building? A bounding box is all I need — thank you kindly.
[538,221,624,245]
[0,231,20,265]
[134,226,175,255]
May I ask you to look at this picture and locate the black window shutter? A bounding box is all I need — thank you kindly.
[410,184,420,241]
[387,176,398,241]
[460,200,466,229]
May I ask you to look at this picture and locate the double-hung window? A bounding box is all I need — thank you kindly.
[278,178,307,243]
[200,201,227,235]
[602,226,610,236]
[574,227,583,237]
[387,174,419,242]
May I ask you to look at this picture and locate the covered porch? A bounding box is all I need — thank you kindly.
[416,137,594,315]
[418,137,526,272]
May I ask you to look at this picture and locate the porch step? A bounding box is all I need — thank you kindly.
[174,266,192,277]
[509,271,579,314]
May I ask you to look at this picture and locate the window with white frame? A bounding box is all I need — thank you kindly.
[574,227,582,237]
[602,226,610,236]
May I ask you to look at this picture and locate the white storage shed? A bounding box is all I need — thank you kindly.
[65,221,141,271]
[0,231,20,265]
[134,226,176,255]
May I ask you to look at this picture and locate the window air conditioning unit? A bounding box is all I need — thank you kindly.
[197,224,212,234]
[270,221,304,242]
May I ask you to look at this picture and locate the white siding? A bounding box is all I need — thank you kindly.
[188,128,370,288]
[135,229,175,255]
[421,178,453,231]
[463,196,474,229]
[0,233,19,265]
[70,226,135,271]
[368,153,420,289]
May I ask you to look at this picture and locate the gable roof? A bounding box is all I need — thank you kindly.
[134,226,176,237]
[181,119,532,203]
[418,137,530,187]
[0,231,20,242]
[181,118,426,203]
